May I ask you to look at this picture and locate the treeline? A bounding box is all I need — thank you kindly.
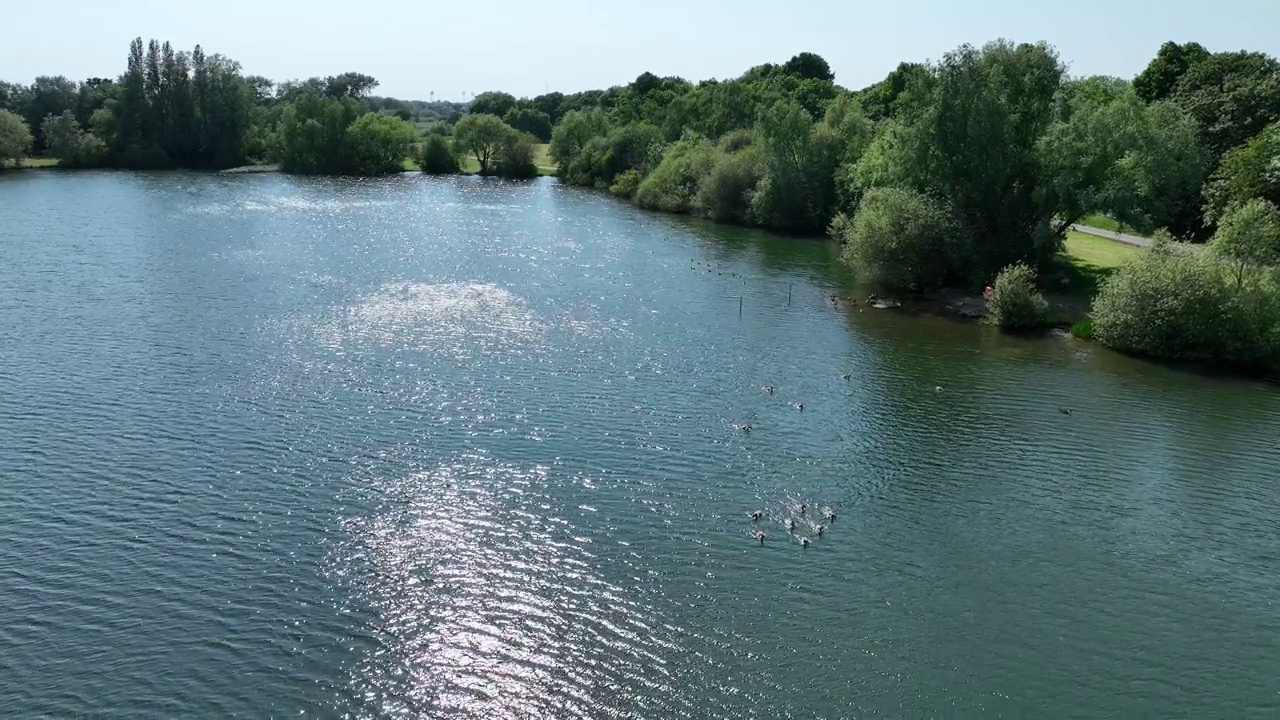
[0,38,504,176]
[516,42,1278,371]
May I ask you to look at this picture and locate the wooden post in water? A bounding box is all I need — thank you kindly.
[787,284,792,307]
[739,295,743,318]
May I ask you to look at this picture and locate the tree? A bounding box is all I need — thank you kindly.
[417,133,459,174]
[1203,122,1280,224]
[274,93,363,173]
[469,91,517,119]
[502,107,552,142]
[452,113,513,174]
[1036,85,1203,235]
[495,132,538,178]
[1209,198,1280,287]
[1169,50,1280,166]
[752,99,821,229]
[42,111,106,166]
[783,52,835,82]
[549,109,611,169]
[325,72,379,100]
[1133,41,1211,103]
[24,76,79,151]
[838,187,963,292]
[0,110,33,168]
[345,112,419,174]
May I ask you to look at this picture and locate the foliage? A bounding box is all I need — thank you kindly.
[1203,122,1280,224]
[1037,86,1203,235]
[344,112,419,174]
[837,187,962,293]
[42,110,107,167]
[0,109,33,167]
[549,109,611,171]
[453,113,512,174]
[783,53,835,82]
[609,169,642,198]
[417,133,460,174]
[1133,41,1212,103]
[1209,198,1280,287]
[696,142,765,223]
[469,91,517,119]
[987,262,1049,330]
[503,107,552,142]
[1091,248,1280,370]
[635,134,716,213]
[495,131,538,178]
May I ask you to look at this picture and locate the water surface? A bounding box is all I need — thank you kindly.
[2,171,1278,717]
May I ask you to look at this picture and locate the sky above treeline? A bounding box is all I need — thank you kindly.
[4,0,1278,101]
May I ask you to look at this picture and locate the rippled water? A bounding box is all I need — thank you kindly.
[2,171,1279,717]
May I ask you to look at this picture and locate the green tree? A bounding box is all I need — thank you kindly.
[783,52,835,82]
[495,132,538,178]
[635,133,716,213]
[274,93,363,173]
[325,72,378,100]
[695,137,765,223]
[453,113,513,174]
[549,109,611,170]
[42,110,107,167]
[838,187,963,292]
[1209,198,1280,287]
[752,99,818,229]
[345,112,419,174]
[0,109,33,168]
[1036,86,1203,235]
[503,107,552,142]
[24,75,79,151]
[469,91,517,118]
[417,133,460,174]
[1133,41,1211,103]
[1203,122,1280,224]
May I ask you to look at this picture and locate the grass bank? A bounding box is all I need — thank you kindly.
[402,143,556,176]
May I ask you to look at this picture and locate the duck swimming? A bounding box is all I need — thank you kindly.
[750,509,764,521]
[786,518,796,533]
[752,529,767,545]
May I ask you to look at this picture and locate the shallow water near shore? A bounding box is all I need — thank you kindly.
[2,171,1279,717]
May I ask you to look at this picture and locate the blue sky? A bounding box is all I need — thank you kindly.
[3,0,1278,100]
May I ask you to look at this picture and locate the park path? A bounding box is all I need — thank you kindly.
[1070,223,1152,248]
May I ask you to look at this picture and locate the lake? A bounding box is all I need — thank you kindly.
[2,171,1279,717]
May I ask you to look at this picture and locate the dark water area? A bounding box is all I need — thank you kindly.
[2,171,1278,717]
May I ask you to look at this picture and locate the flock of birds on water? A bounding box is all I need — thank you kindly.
[726,365,1074,548]
[747,501,837,549]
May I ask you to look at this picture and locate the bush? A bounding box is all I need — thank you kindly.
[344,112,420,174]
[1209,198,1280,288]
[609,169,641,198]
[1070,317,1094,340]
[417,134,460,174]
[1091,249,1280,370]
[635,134,716,213]
[695,144,764,223]
[988,263,1049,330]
[838,187,964,293]
[0,109,34,168]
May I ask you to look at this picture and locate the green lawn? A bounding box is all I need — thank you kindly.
[19,157,59,168]
[1078,212,1152,238]
[406,143,554,176]
[1064,229,1143,270]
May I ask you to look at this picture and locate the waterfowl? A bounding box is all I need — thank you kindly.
[815,524,825,537]
[799,536,811,548]
[734,422,752,433]
[1059,408,1073,415]
[761,385,774,395]
[841,373,852,380]
[786,518,796,533]
[935,386,944,392]
[795,402,804,412]
[823,508,837,522]
[752,529,767,545]
[750,509,764,521]
[799,503,807,516]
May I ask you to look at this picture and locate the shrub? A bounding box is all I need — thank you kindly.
[987,262,1049,330]
[1209,198,1280,288]
[417,134,459,174]
[0,109,34,168]
[1091,249,1280,370]
[609,169,642,198]
[345,112,419,174]
[695,144,764,223]
[1070,317,1094,340]
[635,134,716,213]
[838,187,964,293]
